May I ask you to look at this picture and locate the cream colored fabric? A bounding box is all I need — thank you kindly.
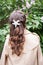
[0,29,43,65]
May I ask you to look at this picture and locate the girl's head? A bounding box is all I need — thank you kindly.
[9,10,26,28]
[9,10,26,56]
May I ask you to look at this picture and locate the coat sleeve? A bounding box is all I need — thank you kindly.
[32,33,43,65]
[0,35,9,65]
[37,36,43,65]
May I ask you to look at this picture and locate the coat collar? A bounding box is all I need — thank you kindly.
[24,28,31,35]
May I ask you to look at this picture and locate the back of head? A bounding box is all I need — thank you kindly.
[9,10,26,28]
[9,10,26,56]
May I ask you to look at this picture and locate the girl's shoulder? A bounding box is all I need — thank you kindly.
[24,28,40,41]
[24,29,40,50]
[6,34,10,39]
[4,34,10,47]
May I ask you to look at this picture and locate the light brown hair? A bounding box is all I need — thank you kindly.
[9,10,26,56]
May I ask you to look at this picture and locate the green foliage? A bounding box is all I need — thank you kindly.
[26,15,43,30]
[0,24,10,53]
[0,0,25,21]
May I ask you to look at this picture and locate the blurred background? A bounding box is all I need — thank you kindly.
[0,0,43,57]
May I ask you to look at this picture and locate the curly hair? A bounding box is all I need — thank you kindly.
[9,10,26,56]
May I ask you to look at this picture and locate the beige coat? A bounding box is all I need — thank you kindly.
[0,29,43,65]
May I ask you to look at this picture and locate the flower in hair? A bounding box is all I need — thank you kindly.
[12,20,20,27]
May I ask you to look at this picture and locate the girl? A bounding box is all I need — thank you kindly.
[0,10,42,65]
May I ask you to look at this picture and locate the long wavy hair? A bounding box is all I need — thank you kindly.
[9,10,26,56]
